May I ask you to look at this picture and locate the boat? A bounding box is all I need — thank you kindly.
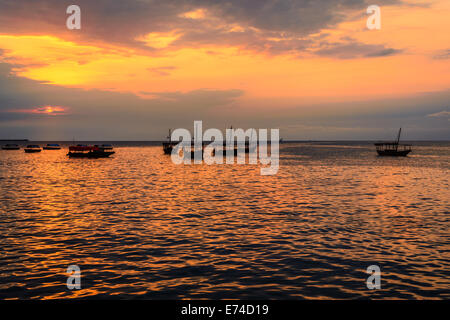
[98,144,115,153]
[374,128,412,157]
[162,129,175,154]
[162,127,256,156]
[164,140,254,157]
[2,144,20,150]
[163,142,174,155]
[24,145,42,153]
[43,143,61,150]
[67,145,115,158]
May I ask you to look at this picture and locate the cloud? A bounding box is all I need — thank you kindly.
[0,0,405,57]
[147,66,177,77]
[315,41,403,59]
[142,89,243,104]
[7,105,69,115]
[433,49,450,60]
[0,60,449,140]
[427,110,450,118]
[0,61,245,139]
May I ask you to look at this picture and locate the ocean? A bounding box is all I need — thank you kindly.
[0,141,449,299]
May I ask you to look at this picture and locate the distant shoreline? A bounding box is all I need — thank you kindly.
[2,140,449,143]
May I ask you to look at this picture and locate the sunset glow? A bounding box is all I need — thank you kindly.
[0,0,449,140]
[8,105,69,115]
[1,0,449,303]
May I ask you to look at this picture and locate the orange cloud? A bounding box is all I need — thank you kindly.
[179,8,207,20]
[8,105,69,115]
[0,1,448,105]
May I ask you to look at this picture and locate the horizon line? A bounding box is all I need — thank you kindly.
[2,139,450,142]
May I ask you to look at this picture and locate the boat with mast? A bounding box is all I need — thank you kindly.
[162,126,255,157]
[374,128,412,156]
[163,129,175,154]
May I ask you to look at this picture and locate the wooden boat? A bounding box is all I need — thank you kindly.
[67,145,115,158]
[24,145,42,153]
[2,144,20,150]
[162,128,256,156]
[163,129,175,154]
[164,141,255,157]
[43,143,61,150]
[374,128,412,157]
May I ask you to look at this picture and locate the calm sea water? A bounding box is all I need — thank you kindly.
[0,141,449,299]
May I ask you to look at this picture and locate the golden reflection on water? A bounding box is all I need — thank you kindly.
[0,142,449,299]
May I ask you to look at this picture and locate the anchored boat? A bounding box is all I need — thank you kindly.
[162,127,256,156]
[24,145,42,153]
[163,129,175,154]
[67,144,115,158]
[43,143,61,150]
[374,128,412,157]
[2,144,20,150]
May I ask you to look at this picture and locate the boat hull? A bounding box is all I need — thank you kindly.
[67,151,115,158]
[377,150,411,157]
[163,143,173,154]
[24,149,41,153]
[43,147,61,150]
[2,147,20,150]
[163,142,256,156]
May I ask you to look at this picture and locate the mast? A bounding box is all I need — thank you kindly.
[227,125,233,146]
[395,128,402,151]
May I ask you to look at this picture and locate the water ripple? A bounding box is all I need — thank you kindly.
[0,142,449,299]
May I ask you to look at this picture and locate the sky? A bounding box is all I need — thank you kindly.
[0,0,449,140]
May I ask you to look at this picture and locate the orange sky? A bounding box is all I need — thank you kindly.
[0,0,449,140]
[0,1,449,105]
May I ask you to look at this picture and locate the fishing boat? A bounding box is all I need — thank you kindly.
[24,145,42,153]
[67,145,115,158]
[374,128,412,157]
[99,144,114,150]
[162,129,175,154]
[43,143,61,150]
[2,144,20,150]
[163,127,256,157]
[98,144,115,154]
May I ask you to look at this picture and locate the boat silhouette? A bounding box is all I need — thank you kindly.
[67,144,115,158]
[2,144,20,150]
[24,145,42,153]
[43,143,61,150]
[374,128,412,156]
